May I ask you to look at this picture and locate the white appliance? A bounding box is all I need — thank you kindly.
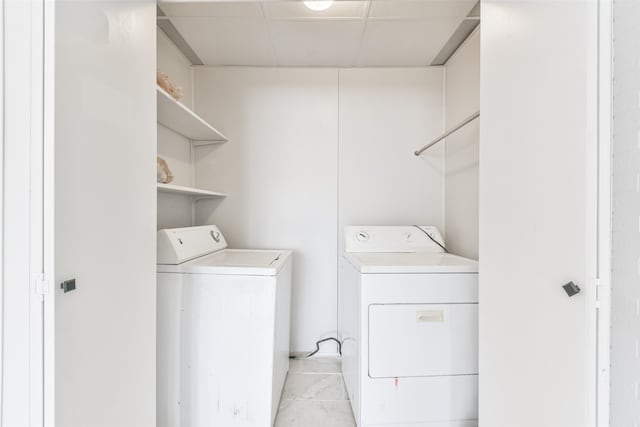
[340,226,479,427]
[157,225,292,427]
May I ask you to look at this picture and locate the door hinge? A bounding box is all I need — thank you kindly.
[595,278,610,309]
[35,274,50,299]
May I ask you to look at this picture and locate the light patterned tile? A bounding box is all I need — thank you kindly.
[289,357,341,374]
[288,358,305,373]
[275,400,356,427]
[282,373,347,401]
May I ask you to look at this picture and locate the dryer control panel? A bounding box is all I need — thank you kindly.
[344,225,445,253]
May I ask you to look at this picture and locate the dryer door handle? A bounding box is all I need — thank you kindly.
[416,310,444,322]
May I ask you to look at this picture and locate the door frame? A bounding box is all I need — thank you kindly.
[43,0,55,426]
[1,0,54,426]
[596,0,612,425]
[584,0,610,424]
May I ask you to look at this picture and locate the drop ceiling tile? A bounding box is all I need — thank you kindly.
[357,18,462,66]
[268,19,364,66]
[169,17,277,66]
[159,1,263,18]
[262,1,369,20]
[368,0,476,19]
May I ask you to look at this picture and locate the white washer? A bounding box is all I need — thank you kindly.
[340,226,478,427]
[156,225,292,427]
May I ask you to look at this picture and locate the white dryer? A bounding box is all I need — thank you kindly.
[156,225,292,427]
[339,226,478,427]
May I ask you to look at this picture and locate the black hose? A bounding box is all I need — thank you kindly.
[412,225,448,253]
[290,337,342,359]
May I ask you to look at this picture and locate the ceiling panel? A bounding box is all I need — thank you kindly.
[368,0,475,19]
[268,19,365,66]
[159,1,264,17]
[262,1,369,19]
[357,18,462,66]
[160,0,478,67]
[170,17,277,66]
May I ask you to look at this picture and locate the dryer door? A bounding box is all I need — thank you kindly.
[368,303,478,378]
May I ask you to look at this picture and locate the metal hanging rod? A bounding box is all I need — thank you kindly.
[414,111,480,156]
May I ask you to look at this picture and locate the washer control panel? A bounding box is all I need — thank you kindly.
[157,225,228,265]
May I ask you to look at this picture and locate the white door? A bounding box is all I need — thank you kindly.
[53,2,157,427]
[479,1,599,427]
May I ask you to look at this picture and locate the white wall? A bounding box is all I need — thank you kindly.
[158,29,193,109]
[192,67,444,352]
[157,29,194,229]
[338,68,445,249]
[479,1,597,426]
[55,2,157,426]
[610,0,640,424]
[444,29,479,260]
[193,68,339,353]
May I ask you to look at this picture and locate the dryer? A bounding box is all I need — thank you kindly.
[157,225,292,427]
[339,226,478,427]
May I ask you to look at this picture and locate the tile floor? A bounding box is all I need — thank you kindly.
[275,357,356,427]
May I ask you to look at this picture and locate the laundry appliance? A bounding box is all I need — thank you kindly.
[157,225,292,427]
[340,226,478,427]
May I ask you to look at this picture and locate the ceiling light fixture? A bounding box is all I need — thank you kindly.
[304,1,334,11]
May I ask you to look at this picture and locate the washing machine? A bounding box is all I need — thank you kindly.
[156,225,292,427]
[339,226,478,427]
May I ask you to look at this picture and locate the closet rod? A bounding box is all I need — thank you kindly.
[414,111,480,156]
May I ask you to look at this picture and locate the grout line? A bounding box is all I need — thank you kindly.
[336,68,340,355]
[259,3,279,66]
[190,65,195,111]
[352,0,373,67]
[441,66,447,239]
[289,372,343,375]
[194,65,445,70]
[280,399,349,402]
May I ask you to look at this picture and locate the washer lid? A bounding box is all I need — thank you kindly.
[344,252,478,274]
[157,249,292,276]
